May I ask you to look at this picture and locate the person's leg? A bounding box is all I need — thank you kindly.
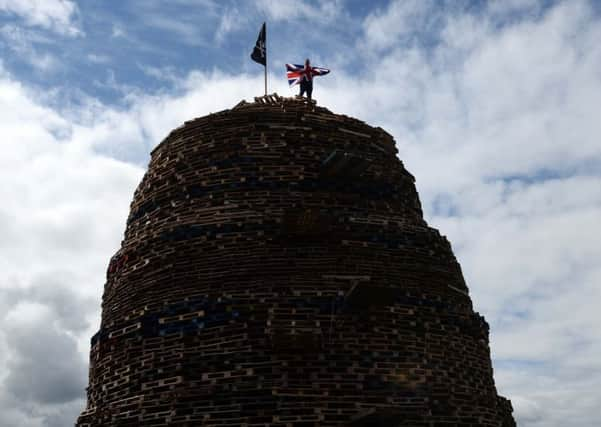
[307,81,313,101]
[300,80,307,97]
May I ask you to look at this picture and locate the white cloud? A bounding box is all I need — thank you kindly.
[86,53,110,64]
[111,24,124,38]
[143,14,205,45]
[0,64,142,425]
[488,0,542,17]
[256,0,343,23]
[215,7,246,43]
[0,0,81,36]
[361,0,435,50]
[0,24,59,71]
[135,1,220,47]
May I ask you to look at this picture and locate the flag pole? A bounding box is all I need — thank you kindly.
[264,23,267,95]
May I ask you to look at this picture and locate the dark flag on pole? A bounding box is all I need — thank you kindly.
[251,22,266,66]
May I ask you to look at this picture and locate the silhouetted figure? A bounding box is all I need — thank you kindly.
[300,58,314,101]
[286,60,330,102]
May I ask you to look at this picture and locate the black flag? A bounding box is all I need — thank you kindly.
[251,23,266,66]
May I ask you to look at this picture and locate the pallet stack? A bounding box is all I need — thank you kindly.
[77,94,515,426]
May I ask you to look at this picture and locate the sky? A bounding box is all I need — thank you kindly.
[0,0,600,426]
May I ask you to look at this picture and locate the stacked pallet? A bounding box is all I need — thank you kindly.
[77,94,515,426]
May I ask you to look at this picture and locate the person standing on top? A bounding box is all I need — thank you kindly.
[286,60,330,102]
[300,58,314,101]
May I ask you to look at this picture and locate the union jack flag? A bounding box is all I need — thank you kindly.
[286,63,330,87]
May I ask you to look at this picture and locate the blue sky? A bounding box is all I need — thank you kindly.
[1,1,601,426]
[1,0,394,105]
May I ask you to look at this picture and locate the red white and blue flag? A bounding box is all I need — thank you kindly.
[286,63,330,87]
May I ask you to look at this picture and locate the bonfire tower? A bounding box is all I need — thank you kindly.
[77,94,515,426]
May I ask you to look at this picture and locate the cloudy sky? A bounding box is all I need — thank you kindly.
[1,0,600,425]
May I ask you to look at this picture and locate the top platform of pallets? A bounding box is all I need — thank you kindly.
[152,93,398,156]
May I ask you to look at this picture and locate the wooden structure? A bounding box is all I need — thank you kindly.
[77,94,515,426]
